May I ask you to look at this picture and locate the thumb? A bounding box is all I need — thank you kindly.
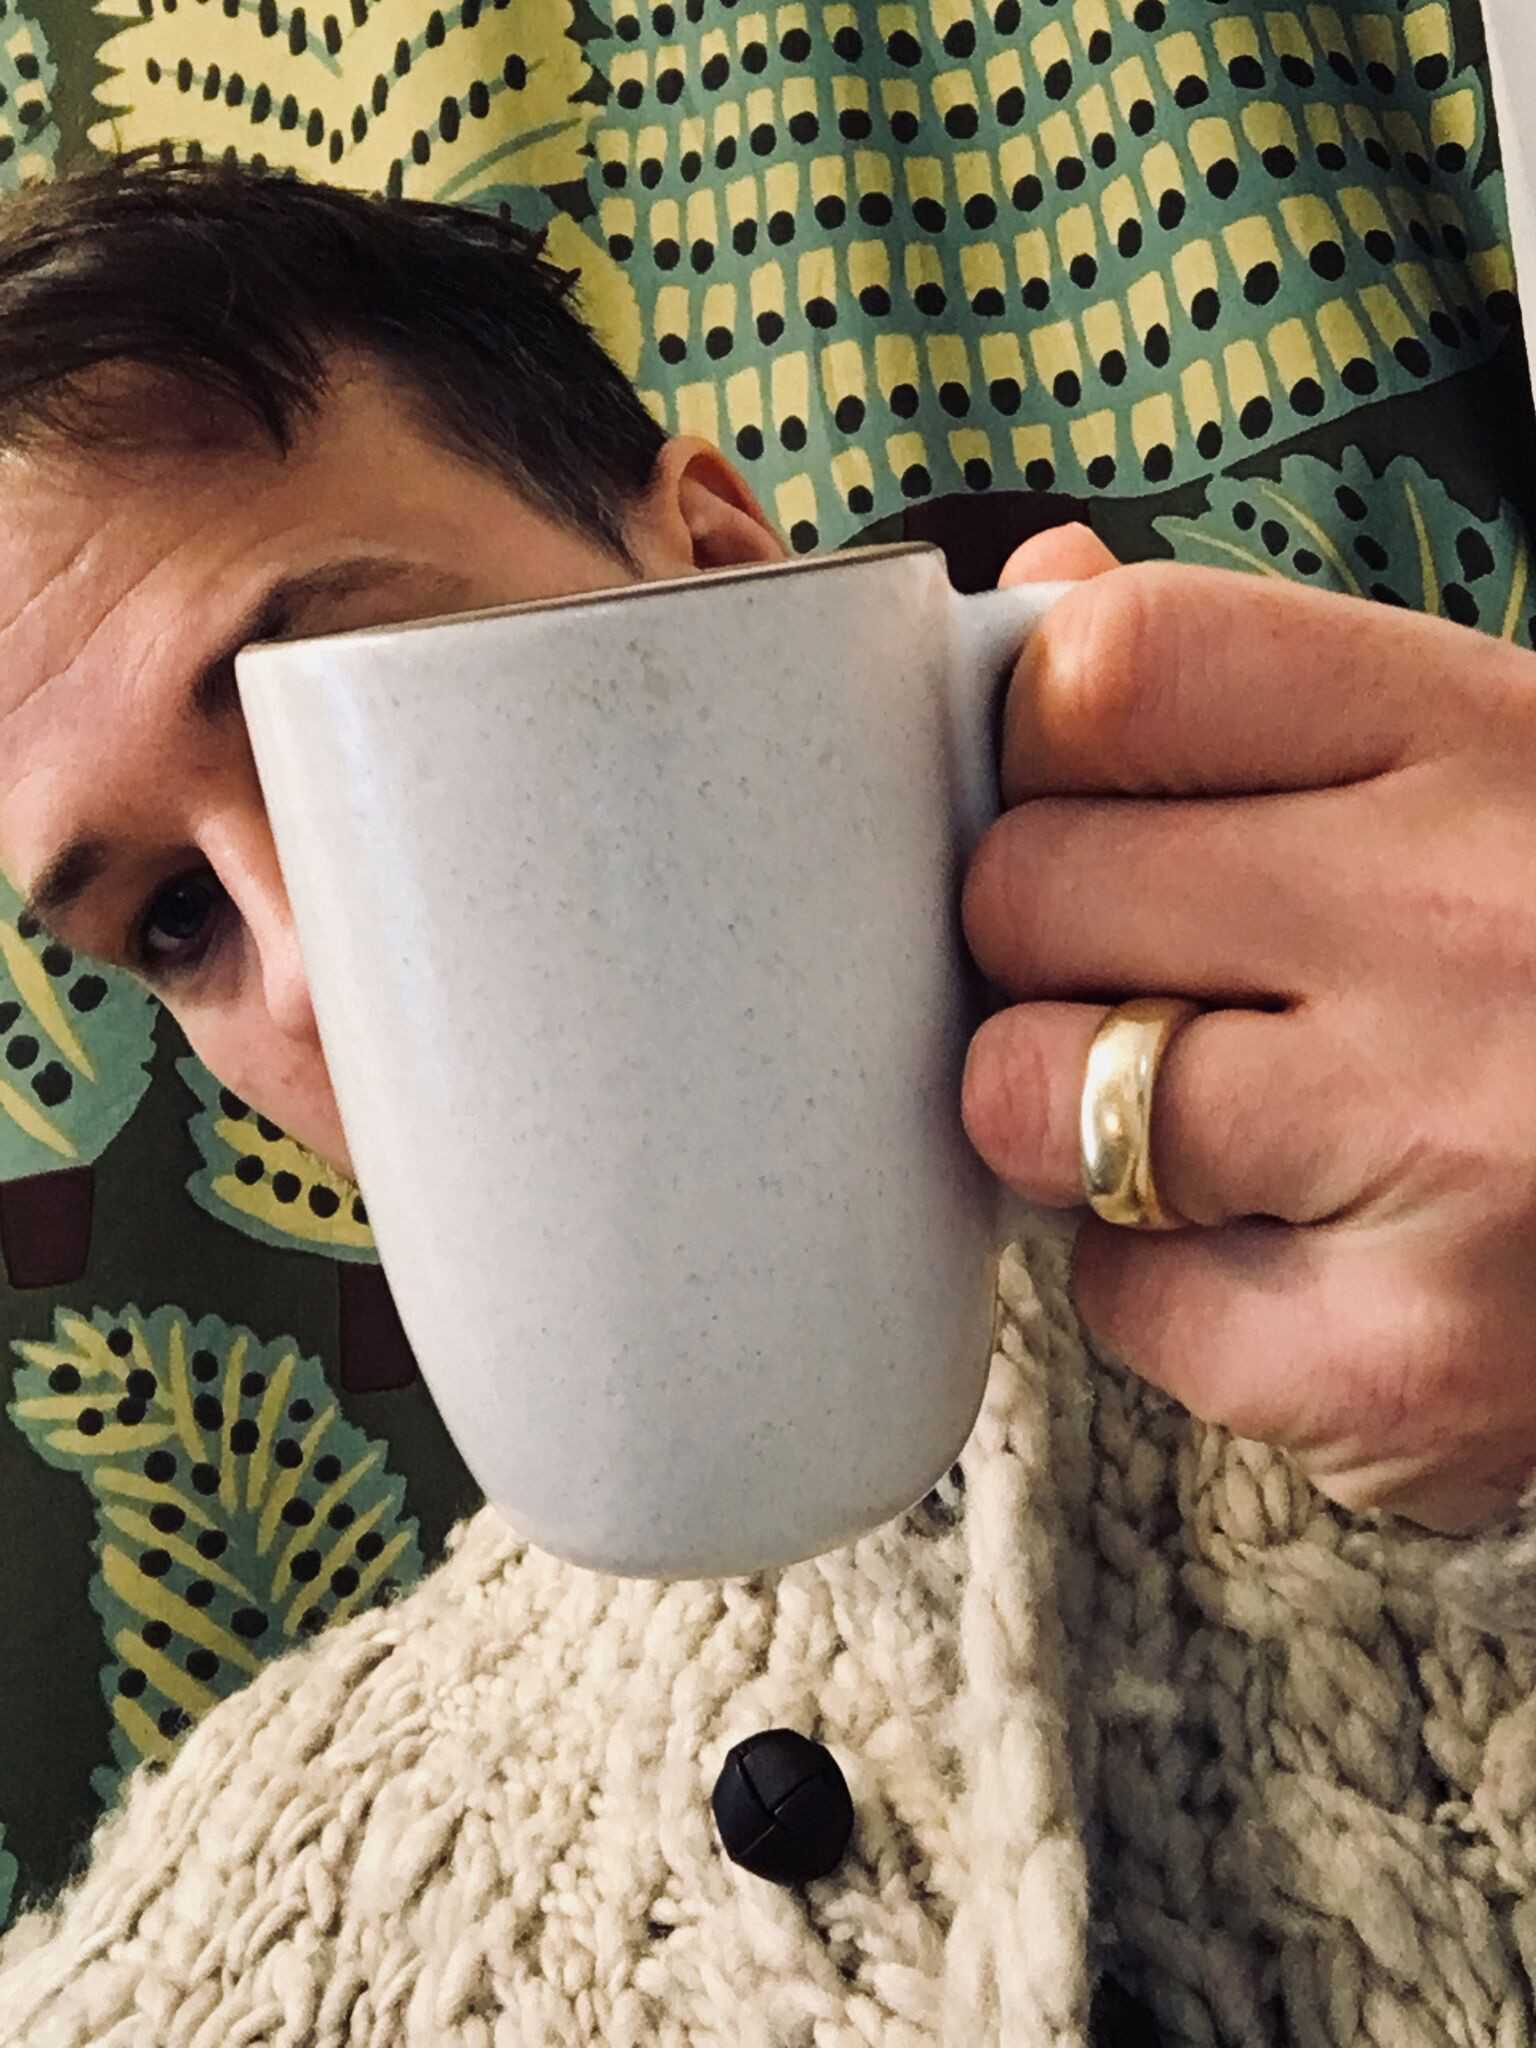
[1000,520,1120,586]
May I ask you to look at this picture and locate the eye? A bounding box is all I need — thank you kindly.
[135,869,229,978]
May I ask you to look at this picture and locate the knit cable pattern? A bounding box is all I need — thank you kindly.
[7,1214,1536,2045]
[0,1227,1087,2048]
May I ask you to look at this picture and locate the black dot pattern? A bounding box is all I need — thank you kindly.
[10,1308,420,1781]
[580,0,1508,520]
[7,0,1534,1843]
[199,1063,372,1250]
[169,0,549,191]
[1159,453,1529,650]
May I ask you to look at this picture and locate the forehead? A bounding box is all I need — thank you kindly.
[3,375,421,590]
[0,393,409,868]
[0,447,227,758]
[2,360,521,580]
[0,377,506,730]
[0,374,625,903]
[0,447,257,891]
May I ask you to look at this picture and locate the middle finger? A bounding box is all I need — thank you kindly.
[963,788,1347,1004]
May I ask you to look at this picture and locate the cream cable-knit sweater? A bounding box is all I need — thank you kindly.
[2,1218,1535,2046]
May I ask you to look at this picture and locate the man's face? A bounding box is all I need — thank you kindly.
[0,367,780,1173]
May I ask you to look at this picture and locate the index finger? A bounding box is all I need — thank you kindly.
[1001,562,1524,805]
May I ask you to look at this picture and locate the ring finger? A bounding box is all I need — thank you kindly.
[961,999,1374,1227]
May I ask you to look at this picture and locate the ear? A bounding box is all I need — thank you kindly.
[627,437,786,575]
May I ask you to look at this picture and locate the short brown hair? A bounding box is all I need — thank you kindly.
[0,151,665,557]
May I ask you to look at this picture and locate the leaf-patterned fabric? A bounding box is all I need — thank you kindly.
[11,1304,422,1800]
[0,0,1531,1944]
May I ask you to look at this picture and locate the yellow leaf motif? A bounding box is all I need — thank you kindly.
[542,211,643,381]
[0,1071,73,1159]
[180,1056,376,1260]
[10,1303,423,1795]
[206,1114,372,1254]
[0,872,156,1179]
[0,3,58,191]
[91,0,595,205]
[0,920,95,1080]
[1155,450,1536,650]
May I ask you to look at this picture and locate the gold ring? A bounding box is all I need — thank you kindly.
[1079,998,1203,1231]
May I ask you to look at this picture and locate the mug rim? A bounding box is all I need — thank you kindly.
[236,540,943,666]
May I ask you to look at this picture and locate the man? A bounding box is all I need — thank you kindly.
[6,153,1536,2048]
[4,157,1536,1532]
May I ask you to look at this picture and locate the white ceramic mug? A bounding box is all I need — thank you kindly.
[236,543,1068,1578]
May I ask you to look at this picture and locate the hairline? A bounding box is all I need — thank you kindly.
[4,344,651,571]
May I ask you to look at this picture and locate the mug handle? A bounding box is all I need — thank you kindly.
[946,578,1078,868]
[946,577,1079,1252]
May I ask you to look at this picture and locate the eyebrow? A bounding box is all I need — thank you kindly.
[20,554,470,941]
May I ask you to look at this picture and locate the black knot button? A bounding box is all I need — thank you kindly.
[711,1728,854,1885]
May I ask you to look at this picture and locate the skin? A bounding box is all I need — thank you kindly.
[0,366,783,1168]
[4,365,1536,1534]
[964,523,1536,1533]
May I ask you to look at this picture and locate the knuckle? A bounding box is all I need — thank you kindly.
[1036,564,1168,766]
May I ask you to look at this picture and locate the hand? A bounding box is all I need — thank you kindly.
[960,524,1536,1533]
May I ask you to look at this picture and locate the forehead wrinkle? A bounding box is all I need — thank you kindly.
[12,518,286,791]
[0,513,182,752]
[0,507,230,922]
[0,436,264,723]
[0,539,101,740]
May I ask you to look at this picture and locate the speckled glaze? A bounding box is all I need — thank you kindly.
[237,545,1067,1578]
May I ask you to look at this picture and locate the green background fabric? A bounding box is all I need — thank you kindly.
[0,0,1532,1932]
